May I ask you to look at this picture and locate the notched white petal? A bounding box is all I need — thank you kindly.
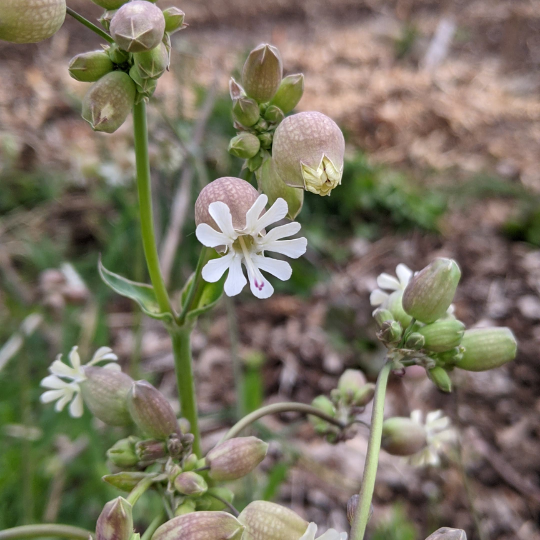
[224,255,247,296]
[202,252,235,283]
[244,194,268,234]
[196,223,232,248]
[208,201,236,238]
[252,255,292,281]
[376,273,401,291]
[253,197,288,233]
[263,237,307,259]
[370,289,389,307]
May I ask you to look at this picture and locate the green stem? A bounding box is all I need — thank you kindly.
[141,512,165,540]
[133,101,172,316]
[66,7,114,43]
[177,248,208,325]
[0,525,92,540]
[127,475,156,506]
[350,362,392,540]
[222,402,347,442]
[170,326,201,457]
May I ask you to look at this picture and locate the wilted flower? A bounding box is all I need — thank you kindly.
[370,264,413,308]
[300,523,347,540]
[195,178,307,299]
[40,346,119,418]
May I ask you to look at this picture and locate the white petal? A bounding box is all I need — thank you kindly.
[208,201,236,238]
[69,346,81,370]
[202,252,234,283]
[262,238,307,259]
[103,363,121,371]
[40,389,66,403]
[396,264,413,287]
[89,346,117,366]
[245,263,274,299]
[318,530,347,540]
[55,392,72,412]
[49,361,79,380]
[69,392,84,418]
[196,223,232,248]
[252,255,292,281]
[410,410,423,424]
[224,255,247,296]
[300,523,317,540]
[252,198,288,234]
[369,289,388,307]
[41,375,69,389]
[260,221,301,243]
[376,273,401,291]
[244,194,268,234]
[426,410,444,424]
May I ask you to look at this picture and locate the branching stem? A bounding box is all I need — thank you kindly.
[66,7,114,43]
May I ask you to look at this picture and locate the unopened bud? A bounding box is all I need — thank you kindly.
[378,320,402,344]
[106,42,129,64]
[455,327,517,372]
[373,308,395,327]
[256,157,303,220]
[102,471,151,492]
[174,472,207,497]
[82,72,136,134]
[338,369,374,406]
[206,436,268,481]
[403,259,461,323]
[229,77,245,101]
[107,437,139,468]
[273,111,345,196]
[427,366,452,393]
[228,132,261,159]
[110,1,165,53]
[386,290,413,328]
[405,332,425,350]
[136,439,167,462]
[246,152,264,172]
[310,395,336,432]
[232,97,260,127]
[238,501,308,540]
[153,511,244,540]
[418,319,465,352]
[80,366,133,426]
[182,453,199,471]
[174,499,196,516]
[134,43,169,79]
[242,44,283,103]
[0,0,65,44]
[95,497,133,540]
[382,417,427,456]
[69,50,113,83]
[270,74,304,114]
[163,7,186,33]
[425,528,467,540]
[258,132,273,150]
[263,105,284,124]
[91,0,128,9]
[127,380,180,440]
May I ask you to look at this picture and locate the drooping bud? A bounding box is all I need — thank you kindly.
[152,511,244,540]
[373,308,395,327]
[103,471,152,492]
[232,97,260,128]
[238,501,308,540]
[80,366,133,426]
[107,437,139,468]
[206,436,269,481]
[242,44,283,103]
[425,528,467,540]
[273,111,345,196]
[427,366,452,393]
[127,380,180,440]
[402,259,461,323]
[81,72,136,134]
[162,7,186,33]
[91,0,128,9]
[263,105,284,124]
[270,74,304,114]
[110,1,165,53]
[228,132,261,160]
[134,43,169,79]
[256,157,303,220]
[418,319,465,352]
[378,320,402,344]
[381,417,427,456]
[95,497,133,540]
[405,332,425,350]
[69,50,114,83]
[455,327,517,372]
[136,439,167,462]
[385,290,413,328]
[0,0,66,44]
[174,471,208,497]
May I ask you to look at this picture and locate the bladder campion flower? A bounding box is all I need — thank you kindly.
[369,263,413,308]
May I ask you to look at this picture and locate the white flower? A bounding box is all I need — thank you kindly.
[370,263,413,308]
[40,346,119,418]
[195,194,307,299]
[408,410,456,467]
[301,523,347,540]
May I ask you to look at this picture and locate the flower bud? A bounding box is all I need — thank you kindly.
[263,105,284,124]
[402,259,461,323]
[232,97,260,128]
[163,7,186,33]
[256,157,303,220]
[378,320,402,344]
[106,42,129,64]
[107,437,139,468]
[127,380,180,440]
[427,366,452,393]
[102,471,150,492]
[80,366,133,426]
[238,501,308,540]
[82,72,136,134]
[69,50,114,83]
[418,319,465,353]
[455,327,517,372]
[373,308,395,327]
[136,439,167,462]
[174,471,208,497]
[386,290,413,328]
[0,0,65,44]
[437,347,463,364]
[273,111,345,196]
[95,497,133,540]
[134,43,169,79]
[228,132,261,160]
[270,74,304,114]
[253,118,269,133]
[338,370,374,406]
[174,499,196,516]
[242,44,283,103]
[206,436,268,481]
[195,177,260,233]
[110,1,165,53]
[382,417,427,456]
[129,65,158,97]
[425,528,467,540]
[405,332,425,350]
[246,153,264,173]
[310,395,336,432]
[152,511,244,540]
[91,0,128,9]
[258,132,273,150]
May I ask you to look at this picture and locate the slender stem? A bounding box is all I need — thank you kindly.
[177,248,208,325]
[222,402,347,442]
[127,474,156,506]
[170,325,201,457]
[0,525,92,540]
[66,7,114,43]
[207,493,240,517]
[350,362,392,540]
[141,512,165,540]
[133,101,172,316]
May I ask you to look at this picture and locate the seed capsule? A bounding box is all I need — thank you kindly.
[242,44,283,103]
[427,366,452,393]
[95,497,133,540]
[69,50,114,83]
[152,511,244,540]
[270,74,304,114]
[134,42,170,79]
[381,417,427,456]
[418,319,465,353]
[228,132,261,160]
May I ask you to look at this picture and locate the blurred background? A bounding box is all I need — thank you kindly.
[1,0,539,538]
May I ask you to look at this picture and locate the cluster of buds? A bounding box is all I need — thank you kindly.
[371,258,517,392]
[67,0,186,133]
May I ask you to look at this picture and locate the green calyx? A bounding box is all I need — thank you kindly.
[242,43,283,103]
[418,318,465,353]
[269,73,304,114]
[69,50,114,83]
[133,42,170,79]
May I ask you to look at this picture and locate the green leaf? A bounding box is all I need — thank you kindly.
[181,270,225,321]
[99,259,173,323]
